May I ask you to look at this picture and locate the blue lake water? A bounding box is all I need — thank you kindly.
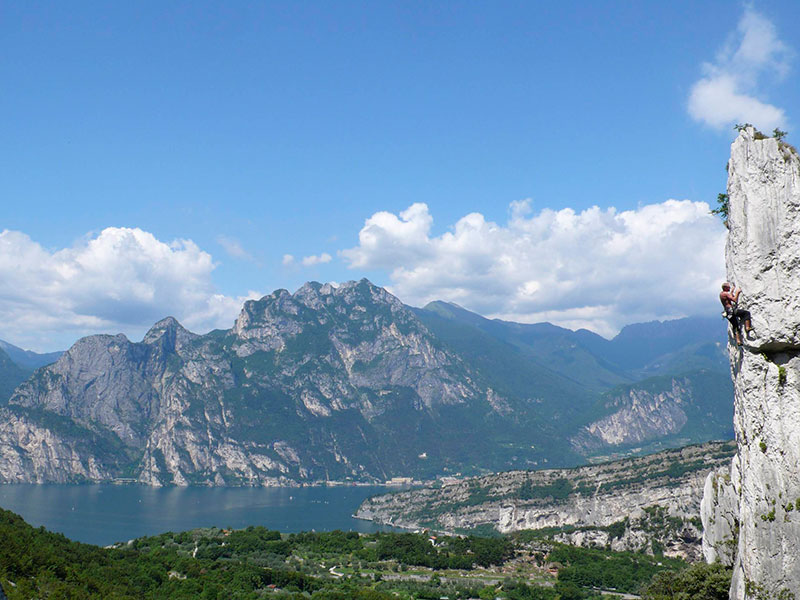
[0,484,402,546]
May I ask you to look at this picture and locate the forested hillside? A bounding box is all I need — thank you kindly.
[0,507,729,599]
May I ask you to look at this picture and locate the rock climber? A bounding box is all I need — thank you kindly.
[720,282,752,346]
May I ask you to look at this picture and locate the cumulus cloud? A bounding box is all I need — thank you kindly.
[688,8,791,131]
[217,235,254,261]
[0,228,259,350]
[341,201,726,337]
[302,253,332,266]
[282,254,295,266]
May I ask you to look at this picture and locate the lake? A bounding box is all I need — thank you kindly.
[0,484,402,546]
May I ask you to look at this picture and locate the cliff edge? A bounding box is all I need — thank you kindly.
[702,127,800,599]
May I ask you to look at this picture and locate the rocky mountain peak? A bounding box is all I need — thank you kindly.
[232,278,413,343]
[10,330,158,447]
[59,333,131,363]
[143,316,191,341]
[337,278,403,306]
[292,280,341,310]
[702,127,800,598]
[287,278,403,311]
[142,317,196,355]
[145,316,181,334]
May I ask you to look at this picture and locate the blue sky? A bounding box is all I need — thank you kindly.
[1,1,798,350]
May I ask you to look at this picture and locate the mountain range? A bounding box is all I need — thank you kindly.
[0,340,62,406]
[0,279,732,485]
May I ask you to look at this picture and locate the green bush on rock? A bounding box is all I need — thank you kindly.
[641,562,732,600]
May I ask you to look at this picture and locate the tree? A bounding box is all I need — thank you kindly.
[773,128,788,141]
[710,193,729,227]
[554,580,586,600]
[641,562,731,600]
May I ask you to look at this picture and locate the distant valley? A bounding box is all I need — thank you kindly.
[0,279,732,485]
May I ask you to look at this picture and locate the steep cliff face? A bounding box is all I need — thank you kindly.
[701,128,800,599]
[701,462,739,567]
[571,372,732,453]
[0,407,128,483]
[12,327,184,448]
[572,379,690,451]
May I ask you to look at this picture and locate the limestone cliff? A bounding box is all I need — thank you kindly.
[701,462,739,567]
[571,372,732,453]
[701,127,800,599]
[0,407,123,483]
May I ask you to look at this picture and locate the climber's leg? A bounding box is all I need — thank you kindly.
[735,308,753,337]
[729,314,743,345]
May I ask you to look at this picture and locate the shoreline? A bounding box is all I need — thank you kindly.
[0,479,427,489]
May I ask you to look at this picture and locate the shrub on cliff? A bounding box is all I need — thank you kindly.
[641,561,731,599]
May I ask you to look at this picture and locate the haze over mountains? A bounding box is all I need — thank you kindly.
[0,340,62,407]
[0,279,732,486]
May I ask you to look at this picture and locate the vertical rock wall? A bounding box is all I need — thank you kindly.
[701,462,739,567]
[703,127,800,599]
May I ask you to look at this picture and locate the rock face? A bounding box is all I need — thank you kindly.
[701,128,800,599]
[0,279,735,486]
[572,379,689,450]
[0,407,118,483]
[356,441,736,561]
[571,372,732,453]
[701,463,739,567]
[7,281,494,485]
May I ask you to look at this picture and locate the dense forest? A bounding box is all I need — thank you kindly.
[0,507,729,599]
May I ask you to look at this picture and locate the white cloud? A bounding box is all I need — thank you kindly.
[282,253,295,266]
[688,8,791,131]
[217,235,254,261]
[301,252,332,267]
[341,201,726,337]
[0,228,259,351]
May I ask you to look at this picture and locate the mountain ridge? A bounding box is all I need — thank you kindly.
[0,340,64,403]
[0,279,733,486]
[0,339,63,370]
